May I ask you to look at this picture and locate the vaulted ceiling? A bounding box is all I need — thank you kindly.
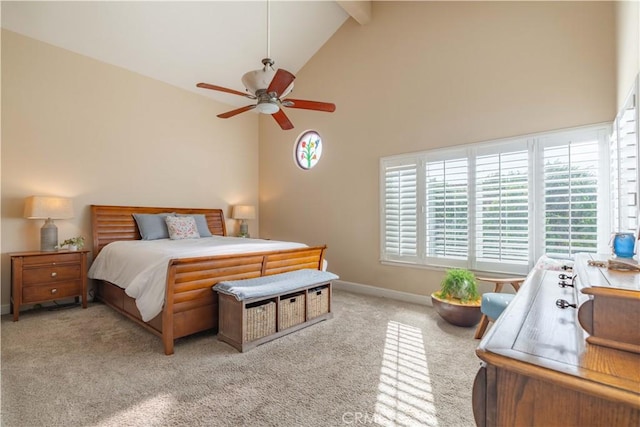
[1,1,370,108]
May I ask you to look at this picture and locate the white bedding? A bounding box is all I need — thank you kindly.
[88,236,307,321]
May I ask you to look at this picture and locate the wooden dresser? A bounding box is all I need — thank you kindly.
[473,254,640,426]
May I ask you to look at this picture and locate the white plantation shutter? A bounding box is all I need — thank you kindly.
[542,139,600,258]
[475,148,529,267]
[610,125,621,232]
[611,88,639,233]
[380,123,609,274]
[425,158,468,261]
[381,159,418,261]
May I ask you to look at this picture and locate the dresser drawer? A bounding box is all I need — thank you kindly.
[22,264,81,285]
[22,280,82,303]
[21,253,81,266]
[574,253,640,354]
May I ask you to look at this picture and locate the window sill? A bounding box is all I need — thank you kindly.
[380,259,530,277]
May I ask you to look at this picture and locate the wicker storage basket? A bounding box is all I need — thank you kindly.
[244,300,276,342]
[307,285,330,319]
[278,292,306,330]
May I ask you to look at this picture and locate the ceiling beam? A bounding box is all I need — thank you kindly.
[336,1,372,25]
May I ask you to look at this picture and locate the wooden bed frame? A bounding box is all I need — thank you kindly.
[91,205,327,355]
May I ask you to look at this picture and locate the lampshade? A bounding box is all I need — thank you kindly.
[232,205,256,220]
[24,196,74,219]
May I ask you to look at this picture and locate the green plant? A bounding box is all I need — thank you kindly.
[59,236,85,249]
[437,268,480,303]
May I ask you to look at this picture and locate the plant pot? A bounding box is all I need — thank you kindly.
[431,292,482,327]
[68,245,78,251]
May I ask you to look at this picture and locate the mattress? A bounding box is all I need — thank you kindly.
[88,236,307,321]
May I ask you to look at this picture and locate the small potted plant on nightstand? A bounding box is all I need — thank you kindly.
[431,268,482,327]
[59,236,85,251]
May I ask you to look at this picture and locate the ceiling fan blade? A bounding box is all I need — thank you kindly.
[197,83,255,99]
[266,69,295,97]
[282,98,336,113]
[217,105,256,119]
[272,109,294,130]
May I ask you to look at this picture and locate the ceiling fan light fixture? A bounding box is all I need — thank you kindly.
[241,67,276,95]
[241,67,294,98]
[255,102,280,114]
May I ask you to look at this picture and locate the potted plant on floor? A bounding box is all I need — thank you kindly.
[431,268,482,327]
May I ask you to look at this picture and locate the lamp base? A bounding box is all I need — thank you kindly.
[238,220,250,238]
[41,218,58,251]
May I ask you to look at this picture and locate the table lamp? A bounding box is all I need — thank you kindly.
[24,196,74,251]
[232,205,256,238]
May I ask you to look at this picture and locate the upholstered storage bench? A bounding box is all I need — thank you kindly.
[213,269,338,352]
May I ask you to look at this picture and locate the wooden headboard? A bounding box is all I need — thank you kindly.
[91,205,227,255]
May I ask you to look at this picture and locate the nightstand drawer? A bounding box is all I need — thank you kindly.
[22,264,81,285]
[22,280,82,303]
[22,253,81,266]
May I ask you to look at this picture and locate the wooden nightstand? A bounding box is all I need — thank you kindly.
[10,250,89,321]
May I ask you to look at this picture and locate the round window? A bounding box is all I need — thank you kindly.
[294,130,323,170]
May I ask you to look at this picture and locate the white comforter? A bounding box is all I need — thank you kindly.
[88,236,307,321]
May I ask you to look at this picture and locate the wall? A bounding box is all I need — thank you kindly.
[615,0,640,108]
[259,1,616,298]
[1,30,259,310]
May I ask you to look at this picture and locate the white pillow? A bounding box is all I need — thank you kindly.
[165,215,200,240]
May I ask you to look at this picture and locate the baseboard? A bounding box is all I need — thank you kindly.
[0,284,428,314]
[1,297,91,316]
[333,280,432,307]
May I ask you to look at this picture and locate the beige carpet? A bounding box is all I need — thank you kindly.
[1,290,480,427]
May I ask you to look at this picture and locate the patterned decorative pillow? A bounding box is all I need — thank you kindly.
[165,215,200,240]
[177,214,212,237]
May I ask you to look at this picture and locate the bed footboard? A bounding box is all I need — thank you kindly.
[161,246,326,354]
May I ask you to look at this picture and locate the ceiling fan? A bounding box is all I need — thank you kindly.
[196,2,336,130]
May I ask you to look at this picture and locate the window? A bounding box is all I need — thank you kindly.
[425,157,469,261]
[294,130,323,170]
[611,80,639,233]
[475,145,529,270]
[380,124,610,274]
[382,159,418,262]
[537,135,602,259]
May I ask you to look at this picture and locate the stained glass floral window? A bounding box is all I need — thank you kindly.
[294,130,322,170]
